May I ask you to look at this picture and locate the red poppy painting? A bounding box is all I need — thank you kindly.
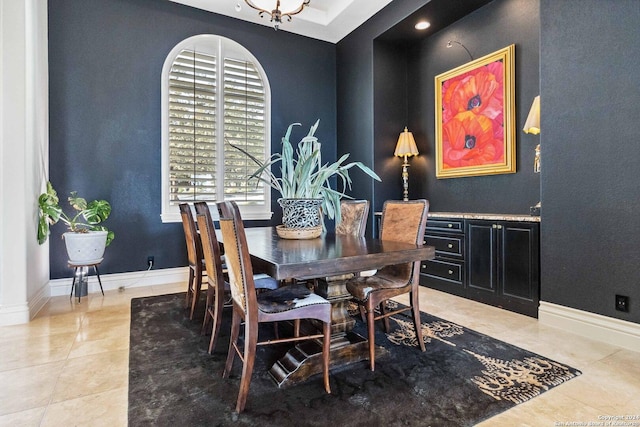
[435,45,515,178]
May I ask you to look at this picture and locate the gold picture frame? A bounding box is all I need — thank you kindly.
[434,44,515,179]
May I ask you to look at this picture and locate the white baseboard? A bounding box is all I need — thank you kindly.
[0,284,49,326]
[0,302,30,326]
[49,267,189,297]
[539,301,640,353]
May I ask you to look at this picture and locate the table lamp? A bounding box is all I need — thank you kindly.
[394,127,419,201]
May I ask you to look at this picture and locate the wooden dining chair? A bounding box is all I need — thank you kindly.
[179,203,205,320]
[346,199,429,371]
[196,203,278,354]
[335,199,370,238]
[217,201,332,413]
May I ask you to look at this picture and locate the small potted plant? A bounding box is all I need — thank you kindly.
[37,181,115,262]
[233,120,381,238]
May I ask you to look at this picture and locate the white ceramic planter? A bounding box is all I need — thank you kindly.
[63,231,108,264]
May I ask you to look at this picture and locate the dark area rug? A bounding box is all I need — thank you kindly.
[128,293,580,426]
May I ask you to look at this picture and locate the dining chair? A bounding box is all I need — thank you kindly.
[179,203,206,320]
[346,199,429,371]
[315,199,370,285]
[195,203,278,354]
[335,199,370,238]
[217,201,332,413]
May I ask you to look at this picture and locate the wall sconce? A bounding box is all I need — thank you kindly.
[523,95,541,172]
[523,95,541,214]
[394,127,419,201]
[446,40,473,60]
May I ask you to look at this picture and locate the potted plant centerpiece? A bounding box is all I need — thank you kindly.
[37,181,115,263]
[234,120,381,239]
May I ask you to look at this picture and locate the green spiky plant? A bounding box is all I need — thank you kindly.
[232,119,381,224]
[37,181,115,246]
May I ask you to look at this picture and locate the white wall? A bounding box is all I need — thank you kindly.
[0,0,49,325]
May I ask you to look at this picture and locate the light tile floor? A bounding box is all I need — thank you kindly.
[1,284,638,426]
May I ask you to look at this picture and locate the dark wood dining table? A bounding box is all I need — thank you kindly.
[217,226,436,386]
[223,226,434,280]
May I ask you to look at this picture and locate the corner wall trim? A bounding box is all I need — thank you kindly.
[539,301,640,353]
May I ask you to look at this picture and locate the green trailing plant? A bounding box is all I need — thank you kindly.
[232,119,381,223]
[37,181,115,246]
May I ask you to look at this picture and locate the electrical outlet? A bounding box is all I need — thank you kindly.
[147,256,155,269]
[615,294,629,312]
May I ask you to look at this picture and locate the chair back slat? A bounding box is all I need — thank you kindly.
[196,212,225,304]
[179,203,201,265]
[217,201,256,315]
[335,200,369,238]
[378,200,429,280]
[380,200,429,245]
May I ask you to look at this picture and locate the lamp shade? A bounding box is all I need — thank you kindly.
[248,0,307,15]
[523,95,540,135]
[394,127,419,158]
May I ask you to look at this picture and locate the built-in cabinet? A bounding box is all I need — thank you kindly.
[419,214,540,318]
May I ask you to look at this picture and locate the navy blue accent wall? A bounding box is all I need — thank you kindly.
[406,0,540,213]
[48,0,336,278]
[373,40,411,204]
[337,0,430,234]
[541,0,640,323]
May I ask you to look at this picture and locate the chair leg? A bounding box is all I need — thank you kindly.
[411,291,425,352]
[293,319,300,337]
[359,306,366,322]
[366,301,376,371]
[223,309,241,379]
[190,267,203,320]
[186,267,195,308]
[380,301,390,333]
[322,321,331,394]
[235,319,258,414]
[94,265,104,296]
[201,288,211,335]
[207,284,225,354]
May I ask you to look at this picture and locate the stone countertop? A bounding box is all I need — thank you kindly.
[428,212,540,222]
[374,211,540,223]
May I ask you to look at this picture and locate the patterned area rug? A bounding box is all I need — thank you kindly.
[128,293,580,426]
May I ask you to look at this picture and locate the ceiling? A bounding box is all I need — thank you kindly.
[169,0,393,44]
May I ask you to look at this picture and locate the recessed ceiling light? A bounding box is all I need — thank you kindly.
[415,21,430,30]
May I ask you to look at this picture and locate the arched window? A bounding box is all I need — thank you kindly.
[161,34,271,221]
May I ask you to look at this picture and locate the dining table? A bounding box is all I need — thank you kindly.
[217,226,436,387]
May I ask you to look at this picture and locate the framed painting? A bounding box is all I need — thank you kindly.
[434,44,515,179]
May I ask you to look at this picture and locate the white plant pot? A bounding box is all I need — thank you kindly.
[63,231,108,264]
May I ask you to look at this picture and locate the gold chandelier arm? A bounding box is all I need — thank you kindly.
[244,1,310,26]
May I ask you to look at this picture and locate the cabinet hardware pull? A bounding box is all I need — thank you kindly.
[492,224,497,229]
[448,223,453,228]
[497,225,503,229]
[448,243,453,248]
[448,270,453,275]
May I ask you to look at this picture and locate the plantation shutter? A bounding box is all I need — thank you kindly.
[223,58,266,206]
[168,49,217,202]
[162,35,271,222]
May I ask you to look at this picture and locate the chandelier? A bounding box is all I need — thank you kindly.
[244,0,310,30]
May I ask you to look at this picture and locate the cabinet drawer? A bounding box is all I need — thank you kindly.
[426,218,464,233]
[420,259,463,285]
[425,234,463,258]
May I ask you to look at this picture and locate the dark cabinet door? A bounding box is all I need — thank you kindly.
[466,221,497,294]
[499,223,539,307]
[466,220,540,317]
